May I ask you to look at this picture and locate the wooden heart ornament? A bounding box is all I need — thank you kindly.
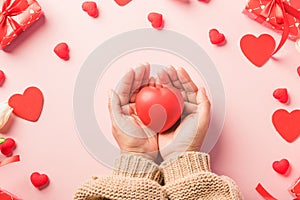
[8,87,44,122]
[240,34,276,67]
[135,86,184,133]
[272,109,300,143]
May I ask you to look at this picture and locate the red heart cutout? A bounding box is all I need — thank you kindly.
[8,87,44,122]
[82,1,99,18]
[114,0,132,6]
[272,158,290,174]
[273,88,288,103]
[209,29,225,45]
[136,86,184,133]
[240,34,275,67]
[30,172,49,189]
[54,42,70,61]
[272,109,300,143]
[148,12,163,29]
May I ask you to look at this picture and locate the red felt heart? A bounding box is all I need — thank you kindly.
[8,87,44,122]
[135,86,184,133]
[0,70,5,86]
[82,1,99,18]
[30,172,49,189]
[148,12,163,29]
[272,109,300,143]
[54,42,70,61]
[272,158,290,174]
[0,138,16,157]
[273,88,288,104]
[209,29,225,45]
[240,34,275,67]
[114,0,132,6]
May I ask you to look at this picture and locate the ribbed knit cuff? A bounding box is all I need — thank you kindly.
[160,152,211,184]
[113,153,163,184]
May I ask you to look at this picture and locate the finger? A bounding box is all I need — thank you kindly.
[196,87,211,122]
[108,90,123,124]
[141,63,150,88]
[131,65,146,95]
[157,68,173,87]
[166,66,187,101]
[149,77,156,87]
[116,68,135,106]
[178,67,198,104]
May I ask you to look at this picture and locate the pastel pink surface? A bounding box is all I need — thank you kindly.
[0,1,300,200]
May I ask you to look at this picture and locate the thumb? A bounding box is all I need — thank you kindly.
[108,89,122,123]
[196,87,211,129]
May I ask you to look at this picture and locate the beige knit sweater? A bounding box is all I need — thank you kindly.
[74,152,243,200]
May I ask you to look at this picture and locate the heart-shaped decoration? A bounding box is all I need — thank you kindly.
[0,138,16,157]
[297,66,300,77]
[30,172,49,189]
[8,87,44,122]
[273,88,288,104]
[209,29,225,45]
[272,158,290,174]
[240,34,276,67]
[82,1,99,18]
[114,0,132,6]
[54,42,70,61]
[148,12,163,29]
[136,86,184,133]
[0,70,5,86]
[272,109,300,143]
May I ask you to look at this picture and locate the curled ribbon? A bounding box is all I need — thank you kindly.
[0,155,20,167]
[0,0,29,41]
[256,183,278,200]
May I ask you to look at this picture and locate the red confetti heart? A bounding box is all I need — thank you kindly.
[272,158,290,174]
[30,172,49,189]
[82,1,99,18]
[297,66,300,77]
[209,29,225,45]
[148,12,163,29]
[240,34,275,67]
[8,87,44,122]
[273,88,288,104]
[0,70,5,86]
[54,42,70,61]
[0,138,16,157]
[114,0,132,6]
[272,109,300,143]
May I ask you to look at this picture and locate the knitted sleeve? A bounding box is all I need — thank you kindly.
[160,152,243,200]
[73,153,167,200]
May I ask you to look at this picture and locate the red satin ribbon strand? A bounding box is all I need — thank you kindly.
[0,155,20,167]
[283,2,300,20]
[256,183,278,200]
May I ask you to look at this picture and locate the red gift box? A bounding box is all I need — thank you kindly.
[0,188,21,200]
[243,0,300,40]
[291,177,300,198]
[0,0,43,50]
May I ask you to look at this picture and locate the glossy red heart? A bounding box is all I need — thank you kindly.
[273,88,288,103]
[148,12,163,29]
[272,109,300,143]
[0,70,5,86]
[54,42,70,61]
[114,0,132,6]
[272,158,290,174]
[30,172,49,189]
[209,29,225,45]
[8,87,44,122]
[135,86,184,133]
[240,34,275,67]
[82,1,99,18]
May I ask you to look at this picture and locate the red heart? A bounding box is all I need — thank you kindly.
[297,66,300,77]
[30,172,49,189]
[272,109,300,143]
[54,42,70,61]
[209,29,225,45]
[240,34,275,67]
[114,0,132,6]
[8,87,44,122]
[0,138,16,157]
[135,86,184,133]
[0,70,5,86]
[148,12,163,29]
[82,1,99,18]
[272,158,290,174]
[273,88,288,103]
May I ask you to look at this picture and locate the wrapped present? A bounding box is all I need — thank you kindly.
[0,188,21,200]
[0,0,43,50]
[291,177,300,198]
[243,0,300,41]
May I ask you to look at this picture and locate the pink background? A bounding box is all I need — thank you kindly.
[0,0,300,199]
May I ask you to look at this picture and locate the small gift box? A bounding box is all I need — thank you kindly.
[243,0,300,40]
[0,0,43,50]
[0,188,21,200]
[291,177,300,198]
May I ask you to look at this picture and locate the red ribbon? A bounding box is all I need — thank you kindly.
[256,183,278,200]
[0,0,29,41]
[0,155,20,167]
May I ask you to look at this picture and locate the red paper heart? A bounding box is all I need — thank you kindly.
[8,87,44,122]
[114,0,132,6]
[82,1,99,18]
[209,29,225,45]
[272,158,290,174]
[30,172,49,189]
[54,42,70,61]
[240,34,275,67]
[148,12,163,29]
[0,70,5,86]
[136,86,184,133]
[273,88,288,103]
[272,109,300,143]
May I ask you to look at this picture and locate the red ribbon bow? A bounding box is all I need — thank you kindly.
[0,0,29,41]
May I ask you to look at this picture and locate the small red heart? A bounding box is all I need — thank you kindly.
[240,34,275,67]
[272,109,300,143]
[114,0,132,6]
[54,42,70,61]
[82,1,99,18]
[148,12,163,29]
[30,172,49,189]
[0,70,5,86]
[273,88,288,103]
[8,87,44,122]
[0,138,16,157]
[297,66,300,77]
[272,158,290,174]
[209,29,225,45]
